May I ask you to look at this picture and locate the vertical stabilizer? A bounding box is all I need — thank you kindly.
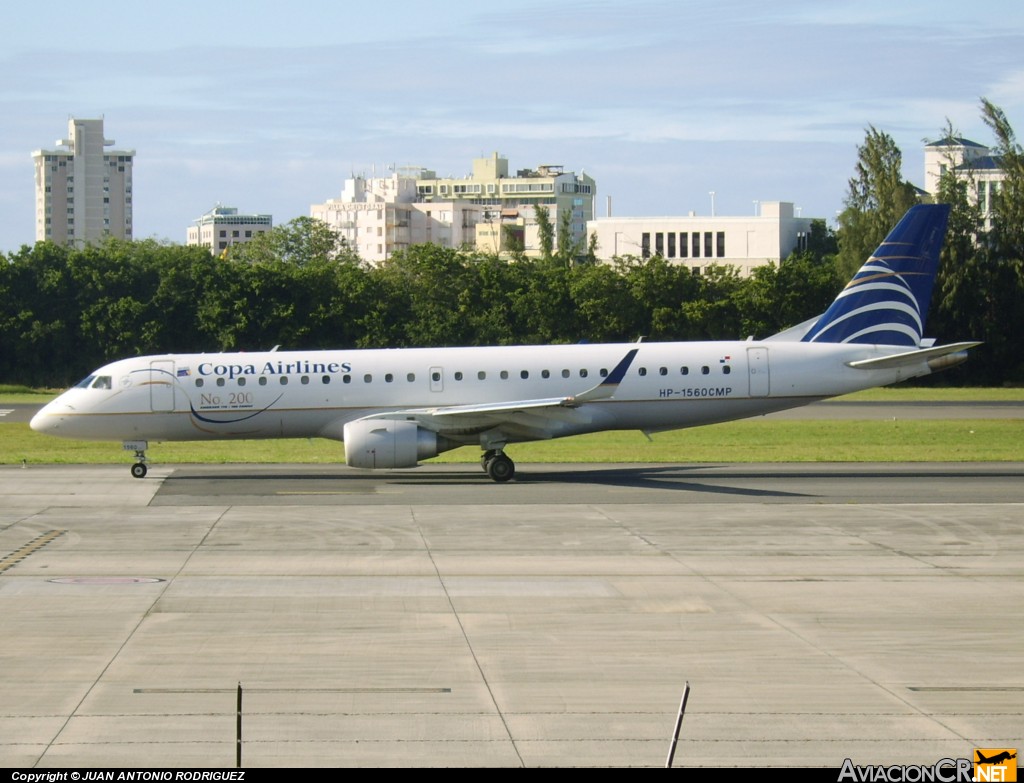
[802,204,950,346]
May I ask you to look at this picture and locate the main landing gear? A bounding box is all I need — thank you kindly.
[124,440,149,479]
[480,449,515,483]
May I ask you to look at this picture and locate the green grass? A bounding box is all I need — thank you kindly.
[3,419,1022,465]
[833,386,1024,402]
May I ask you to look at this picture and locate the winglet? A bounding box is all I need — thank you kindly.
[571,348,638,403]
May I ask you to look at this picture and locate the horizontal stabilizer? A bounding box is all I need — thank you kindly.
[846,341,981,370]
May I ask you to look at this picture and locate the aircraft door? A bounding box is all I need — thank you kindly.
[747,348,770,397]
[149,360,176,412]
[429,366,444,393]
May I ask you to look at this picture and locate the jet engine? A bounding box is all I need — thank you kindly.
[343,419,455,469]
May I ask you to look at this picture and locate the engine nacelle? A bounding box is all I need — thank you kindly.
[343,419,447,469]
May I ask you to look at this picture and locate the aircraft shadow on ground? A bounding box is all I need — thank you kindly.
[160,464,813,499]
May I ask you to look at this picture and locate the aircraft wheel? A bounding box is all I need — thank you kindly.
[480,449,497,471]
[131,462,148,479]
[486,454,515,483]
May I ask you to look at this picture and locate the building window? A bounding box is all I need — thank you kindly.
[692,233,700,258]
[716,232,725,258]
[704,232,713,257]
[655,233,664,256]
[641,232,651,259]
[667,233,676,258]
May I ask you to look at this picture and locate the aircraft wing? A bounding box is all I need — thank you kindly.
[354,348,638,441]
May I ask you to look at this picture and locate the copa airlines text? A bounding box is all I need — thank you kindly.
[31,205,978,482]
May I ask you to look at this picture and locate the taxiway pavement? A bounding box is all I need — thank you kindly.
[1,463,1021,768]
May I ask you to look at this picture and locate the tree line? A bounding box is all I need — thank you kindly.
[0,235,841,388]
[2,100,1022,388]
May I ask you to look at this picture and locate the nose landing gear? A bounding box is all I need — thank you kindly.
[123,440,149,479]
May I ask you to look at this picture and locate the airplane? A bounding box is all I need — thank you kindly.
[976,751,1017,765]
[30,204,979,482]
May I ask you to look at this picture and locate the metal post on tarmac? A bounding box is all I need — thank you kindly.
[237,681,242,768]
[665,681,691,769]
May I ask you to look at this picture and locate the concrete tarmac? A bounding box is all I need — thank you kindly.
[0,463,1021,768]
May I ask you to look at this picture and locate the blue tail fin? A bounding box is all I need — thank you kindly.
[802,204,950,346]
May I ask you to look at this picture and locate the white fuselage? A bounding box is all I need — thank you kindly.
[30,340,925,448]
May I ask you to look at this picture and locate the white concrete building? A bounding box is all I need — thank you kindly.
[587,201,815,275]
[186,205,272,255]
[32,118,134,244]
[311,172,481,263]
[923,136,1005,231]
[417,153,596,251]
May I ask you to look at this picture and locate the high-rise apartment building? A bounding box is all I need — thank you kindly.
[32,118,135,244]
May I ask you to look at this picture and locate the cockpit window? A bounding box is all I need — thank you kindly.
[91,376,113,390]
[74,375,97,389]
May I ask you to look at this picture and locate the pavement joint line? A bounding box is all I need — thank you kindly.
[0,529,66,573]
[134,687,452,694]
[38,507,232,766]
[411,506,526,768]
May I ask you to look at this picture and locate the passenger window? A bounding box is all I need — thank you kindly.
[301,375,309,385]
[638,367,647,377]
[195,378,204,388]
[407,373,415,382]
[701,366,710,375]
[600,368,608,377]
[431,371,441,382]
[680,366,689,375]
[259,377,267,386]
[520,370,529,379]
[280,377,289,385]
[580,369,588,378]
[659,367,668,376]
[500,371,509,380]
[343,375,351,384]
[238,377,246,386]
[723,365,731,375]
[364,374,373,383]
[541,369,550,379]
[216,377,225,387]
[385,373,393,383]
[322,375,331,384]
[454,372,463,381]
[477,371,486,380]
[561,369,570,378]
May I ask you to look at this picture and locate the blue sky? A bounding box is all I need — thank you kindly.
[2,0,1022,252]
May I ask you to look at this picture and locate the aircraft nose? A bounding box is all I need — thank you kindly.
[30,401,64,435]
